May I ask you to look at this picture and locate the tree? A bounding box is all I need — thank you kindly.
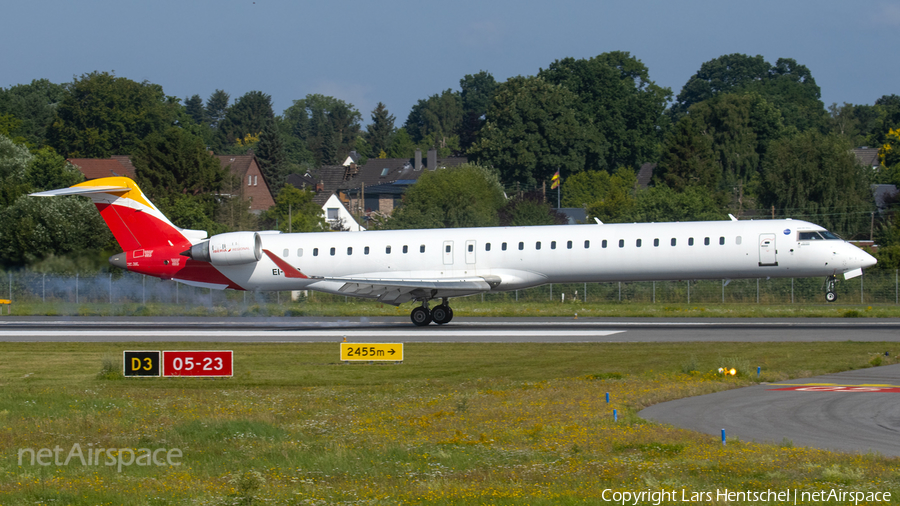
[760,131,872,237]
[256,116,289,193]
[24,147,84,192]
[386,164,506,229]
[386,127,416,158]
[205,89,230,130]
[499,191,566,226]
[261,184,327,233]
[606,186,723,223]
[459,71,498,149]
[365,102,395,157]
[405,89,463,151]
[469,76,587,188]
[283,94,362,166]
[48,72,178,158]
[539,51,671,170]
[0,78,66,148]
[654,114,719,193]
[213,91,274,154]
[131,126,227,200]
[184,94,206,125]
[561,168,637,210]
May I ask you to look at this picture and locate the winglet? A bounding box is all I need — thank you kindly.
[262,249,309,279]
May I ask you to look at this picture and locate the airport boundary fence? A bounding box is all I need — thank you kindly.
[0,270,898,307]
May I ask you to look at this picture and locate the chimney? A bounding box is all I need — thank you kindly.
[415,149,422,170]
[427,149,437,171]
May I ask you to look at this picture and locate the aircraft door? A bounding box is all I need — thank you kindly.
[465,240,476,265]
[443,241,453,265]
[758,234,778,266]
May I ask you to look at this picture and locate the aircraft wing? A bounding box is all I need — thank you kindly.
[262,249,499,305]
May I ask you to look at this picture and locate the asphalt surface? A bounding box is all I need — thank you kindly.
[640,364,900,456]
[0,316,900,342]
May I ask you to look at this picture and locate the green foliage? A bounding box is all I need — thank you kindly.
[365,102,395,158]
[205,89,230,129]
[386,127,416,158]
[24,147,84,191]
[593,185,723,224]
[760,131,872,237]
[459,71,498,149]
[213,91,274,154]
[131,126,227,198]
[405,89,464,150]
[256,117,289,193]
[539,51,672,170]
[155,193,227,236]
[562,168,637,211]
[283,94,362,166]
[47,71,177,157]
[499,191,566,226]
[0,78,66,148]
[386,164,506,229]
[261,184,327,233]
[655,115,719,192]
[183,94,205,125]
[469,76,586,188]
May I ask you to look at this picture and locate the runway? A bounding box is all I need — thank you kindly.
[640,365,900,457]
[0,316,900,342]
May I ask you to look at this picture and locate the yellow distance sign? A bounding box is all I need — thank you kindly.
[341,343,403,361]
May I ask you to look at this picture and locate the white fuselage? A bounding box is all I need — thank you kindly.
[218,219,876,295]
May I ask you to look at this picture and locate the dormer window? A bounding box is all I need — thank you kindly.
[380,168,389,176]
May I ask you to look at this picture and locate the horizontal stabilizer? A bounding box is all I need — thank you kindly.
[30,186,130,197]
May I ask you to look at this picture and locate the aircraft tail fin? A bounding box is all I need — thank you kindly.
[30,177,207,252]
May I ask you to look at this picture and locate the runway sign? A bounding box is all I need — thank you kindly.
[769,385,900,393]
[162,350,233,377]
[341,343,403,361]
[123,350,160,377]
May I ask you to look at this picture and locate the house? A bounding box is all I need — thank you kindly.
[68,153,276,214]
[321,193,365,231]
[854,147,881,170]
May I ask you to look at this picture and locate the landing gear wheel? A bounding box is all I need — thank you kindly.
[824,275,837,303]
[431,305,453,325]
[410,306,432,326]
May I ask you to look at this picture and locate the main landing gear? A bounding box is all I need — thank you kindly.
[825,275,837,302]
[410,299,454,326]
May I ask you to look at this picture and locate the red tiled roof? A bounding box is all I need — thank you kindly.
[67,158,136,179]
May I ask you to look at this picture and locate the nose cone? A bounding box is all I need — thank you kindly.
[861,250,877,269]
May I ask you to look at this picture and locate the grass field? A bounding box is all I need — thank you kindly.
[2,341,900,505]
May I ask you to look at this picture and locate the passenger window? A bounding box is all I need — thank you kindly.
[536,241,541,250]
[420,245,425,253]
[283,248,289,257]
[502,242,507,251]
[671,238,676,246]
[403,245,408,254]
[298,248,303,257]
[719,237,725,245]
[619,239,625,248]
[386,246,391,254]
[445,245,451,253]
[688,238,694,246]
[313,248,319,256]
[704,237,710,246]
[736,236,742,245]
[636,239,641,247]
[653,239,659,247]
[468,244,474,252]
[347,247,352,255]
[330,247,336,256]
[486,243,491,251]
[567,240,573,249]
[585,240,590,249]
[601,240,607,248]
[518,242,524,250]
[551,241,556,249]
[364,246,369,255]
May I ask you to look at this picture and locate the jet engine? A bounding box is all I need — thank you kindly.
[183,232,262,266]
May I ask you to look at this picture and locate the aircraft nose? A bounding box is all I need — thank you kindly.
[861,250,877,268]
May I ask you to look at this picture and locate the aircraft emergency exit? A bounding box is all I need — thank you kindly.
[31,177,877,326]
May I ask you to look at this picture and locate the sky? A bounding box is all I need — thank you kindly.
[2,0,898,125]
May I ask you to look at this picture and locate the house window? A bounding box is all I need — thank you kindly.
[253,175,257,186]
[327,208,339,220]
[248,175,252,186]
[380,168,389,176]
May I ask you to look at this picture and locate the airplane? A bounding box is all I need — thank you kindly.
[31,176,877,326]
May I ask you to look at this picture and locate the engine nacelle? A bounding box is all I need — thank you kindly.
[186,232,262,266]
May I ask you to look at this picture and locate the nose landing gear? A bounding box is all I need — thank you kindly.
[410,298,454,326]
[825,275,837,302]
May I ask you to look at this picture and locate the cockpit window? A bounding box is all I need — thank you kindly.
[799,230,842,240]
